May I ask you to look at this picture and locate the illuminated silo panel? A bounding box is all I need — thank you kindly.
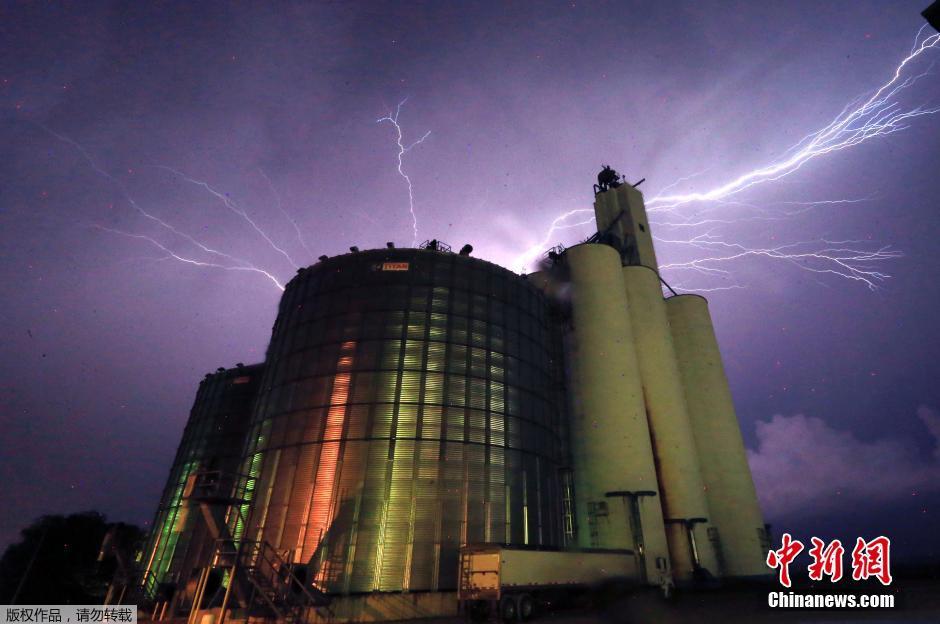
[141,363,263,595]
[236,248,568,594]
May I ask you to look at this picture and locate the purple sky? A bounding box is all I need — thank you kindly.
[2,1,940,561]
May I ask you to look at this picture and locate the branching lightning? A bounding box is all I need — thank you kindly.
[35,123,258,269]
[648,28,939,212]
[91,225,285,290]
[655,234,903,291]
[377,98,431,246]
[31,27,937,295]
[517,26,940,290]
[156,166,300,269]
[35,123,288,290]
[648,196,877,227]
[258,168,314,258]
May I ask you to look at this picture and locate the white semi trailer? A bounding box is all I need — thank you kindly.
[458,544,650,621]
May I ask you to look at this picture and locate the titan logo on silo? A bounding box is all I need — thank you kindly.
[381,261,410,271]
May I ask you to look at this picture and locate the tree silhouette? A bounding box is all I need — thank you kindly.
[0,512,143,604]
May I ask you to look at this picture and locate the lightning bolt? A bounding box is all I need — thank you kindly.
[656,233,903,291]
[35,123,259,269]
[514,208,598,268]
[34,123,286,290]
[92,225,285,290]
[258,168,314,260]
[649,196,877,227]
[517,26,939,289]
[647,28,939,212]
[156,166,300,269]
[377,98,431,246]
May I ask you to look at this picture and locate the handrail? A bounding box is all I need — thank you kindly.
[256,540,330,607]
[224,538,331,609]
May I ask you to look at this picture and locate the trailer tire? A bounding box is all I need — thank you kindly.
[499,595,518,621]
[516,594,534,621]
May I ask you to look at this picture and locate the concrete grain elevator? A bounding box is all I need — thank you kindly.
[135,168,769,622]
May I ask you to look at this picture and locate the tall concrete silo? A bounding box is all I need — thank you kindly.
[564,242,671,584]
[592,181,720,582]
[667,294,769,578]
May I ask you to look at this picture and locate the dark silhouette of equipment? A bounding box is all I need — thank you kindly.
[545,244,567,267]
[924,1,940,31]
[595,165,623,194]
[459,244,473,256]
[419,239,453,253]
[594,165,646,195]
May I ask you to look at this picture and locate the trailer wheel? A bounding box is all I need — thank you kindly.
[516,594,534,621]
[499,595,518,621]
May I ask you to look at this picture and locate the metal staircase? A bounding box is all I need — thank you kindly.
[190,470,332,623]
[234,539,332,624]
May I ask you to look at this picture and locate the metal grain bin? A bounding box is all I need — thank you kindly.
[236,248,568,594]
[142,363,264,595]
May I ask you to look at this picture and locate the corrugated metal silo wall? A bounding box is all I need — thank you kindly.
[237,249,568,594]
[141,364,264,594]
